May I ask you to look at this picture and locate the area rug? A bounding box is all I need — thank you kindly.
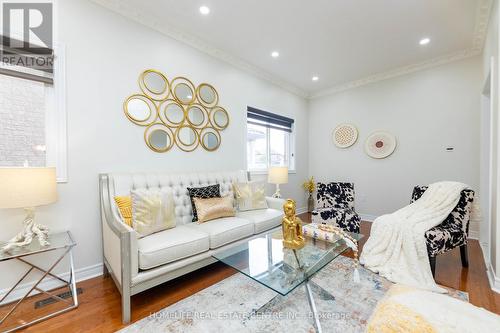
[119,257,468,333]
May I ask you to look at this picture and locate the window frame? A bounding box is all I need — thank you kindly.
[0,43,67,182]
[245,108,296,174]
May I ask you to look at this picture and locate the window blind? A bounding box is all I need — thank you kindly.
[0,35,54,84]
[247,106,294,132]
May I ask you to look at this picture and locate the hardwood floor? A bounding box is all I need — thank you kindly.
[4,214,500,332]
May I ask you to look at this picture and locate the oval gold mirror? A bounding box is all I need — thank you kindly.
[159,100,185,126]
[124,94,157,126]
[171,77,196,105]
[197,83,218,107]
[187,104,207,128]
[200,127,221,151]
[175,125,199,151]
[144,124,174,153]
[139,70,169,100]
[211,107,229,130]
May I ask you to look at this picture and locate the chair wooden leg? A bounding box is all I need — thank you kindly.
[429,255,436,278]
[460,244,469,268]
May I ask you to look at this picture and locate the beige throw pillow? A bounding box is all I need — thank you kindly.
[194,196,235,223]
[131,188,176,237]
[233,182,268,211]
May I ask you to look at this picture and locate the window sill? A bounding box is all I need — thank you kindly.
[249,170,297,176]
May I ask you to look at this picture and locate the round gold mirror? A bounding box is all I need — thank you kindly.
[144,124,174,152]
[150,130,170,150]
[139,70,169,101]
[124,94,157,126]
[197,83,218,107]
[211,107,229,130]
[171,77,196,105]
[200,127,221,151]
[187,104,207,128]
[159,100,185,126]
[175,125,199,151]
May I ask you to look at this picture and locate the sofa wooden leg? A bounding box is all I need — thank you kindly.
[460,244,469,268]
[429,255,436,278]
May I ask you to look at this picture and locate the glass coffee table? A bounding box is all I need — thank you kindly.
[213,227,362,333]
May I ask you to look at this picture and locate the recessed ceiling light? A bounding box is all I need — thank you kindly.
[419,37,430,45]
[199,6,210,15]
[312,76,319,81]
[271,51,279,58]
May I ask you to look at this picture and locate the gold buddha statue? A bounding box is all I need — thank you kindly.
[282,199,305,250]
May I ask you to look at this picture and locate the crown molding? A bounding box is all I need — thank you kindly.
[91,0,492,101]
[89,0,309,99]
[310,48,482,99]
[311,0,493,99]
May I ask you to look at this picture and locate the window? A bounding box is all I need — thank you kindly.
[246,107,295,172]
[0,36,67,181]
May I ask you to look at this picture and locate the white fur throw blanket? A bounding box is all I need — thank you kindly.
[360,181,468,293]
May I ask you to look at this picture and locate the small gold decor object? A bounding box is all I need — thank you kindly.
[124,69,229,153]
[302,176,316,212]
[282,199,305,250]
[302,176,316,194]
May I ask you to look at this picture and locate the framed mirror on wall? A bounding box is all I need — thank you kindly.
[123,69,230,153]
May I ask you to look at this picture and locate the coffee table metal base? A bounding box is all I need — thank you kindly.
[305,281,322,333]
[251,279,331,333]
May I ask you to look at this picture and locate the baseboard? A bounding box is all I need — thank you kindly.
[296,206,308,215]
[359,214,378,222]
[486,262,500,294]
[468,230,479,240]
[0,263,103,304]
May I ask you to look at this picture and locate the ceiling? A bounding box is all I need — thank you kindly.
[94,0,492,98]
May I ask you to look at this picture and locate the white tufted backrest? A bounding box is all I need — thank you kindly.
[106,170,248,225]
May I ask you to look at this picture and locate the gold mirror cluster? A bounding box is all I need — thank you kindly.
[124,69,230,152]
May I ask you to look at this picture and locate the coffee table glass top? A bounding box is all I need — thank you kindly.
[212,228,362,296]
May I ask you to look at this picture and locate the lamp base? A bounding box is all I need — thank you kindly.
[2,208,50,252]
[272,184,282,198]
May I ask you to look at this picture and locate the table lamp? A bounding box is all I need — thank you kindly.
[268,167,288,198]
[0,167,58,252]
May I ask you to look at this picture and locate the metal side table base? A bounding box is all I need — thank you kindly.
[0,232,78,333]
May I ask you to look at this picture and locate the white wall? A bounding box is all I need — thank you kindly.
[0,0,309,292]
[309,56,482,226]
[481,0,500,291]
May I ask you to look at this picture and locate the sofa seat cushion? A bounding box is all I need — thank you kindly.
[186,217,254,249]
[138,225,209,270]
[237,208,282,234]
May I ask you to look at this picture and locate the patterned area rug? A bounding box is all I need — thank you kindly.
[119,257,468,333]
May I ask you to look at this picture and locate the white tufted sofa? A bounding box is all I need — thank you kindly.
[99,170,284,323]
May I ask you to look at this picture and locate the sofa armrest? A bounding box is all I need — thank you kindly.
[266,196,286,211]
[99,174,139,289]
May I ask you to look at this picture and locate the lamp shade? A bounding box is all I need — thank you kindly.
[0,167,58,209]
[268,167,289,185]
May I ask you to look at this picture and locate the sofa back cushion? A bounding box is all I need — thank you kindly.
[107,171,247,225]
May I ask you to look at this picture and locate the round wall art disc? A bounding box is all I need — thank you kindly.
[333,124,358,148]
[365,131,397,159]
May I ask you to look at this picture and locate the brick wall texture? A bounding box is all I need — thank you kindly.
[0,75,46,167]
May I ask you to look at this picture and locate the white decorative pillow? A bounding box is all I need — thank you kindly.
[131,188,176,237]
[233,182,268,211]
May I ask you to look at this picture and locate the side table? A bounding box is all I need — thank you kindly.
[0,231,78,332]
